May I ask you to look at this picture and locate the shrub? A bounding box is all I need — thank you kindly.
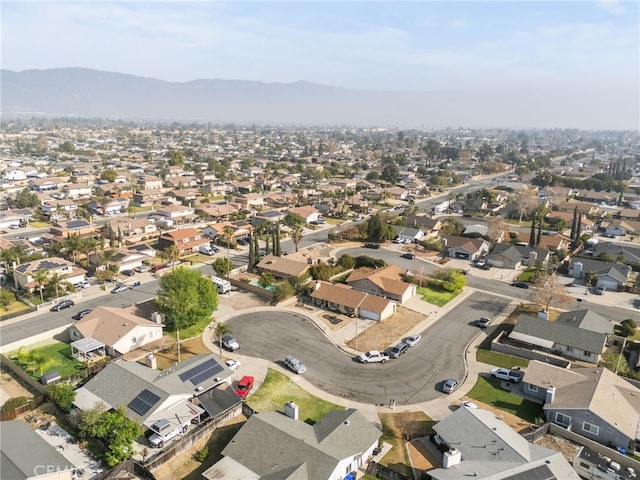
[274,282,295,301]
[0,396,28,413]
[196,446,209,462]
[46,382,76,410]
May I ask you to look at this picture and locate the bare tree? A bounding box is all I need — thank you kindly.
[516,186,538,222]
[532,274,573,312]
[487,217,509,243]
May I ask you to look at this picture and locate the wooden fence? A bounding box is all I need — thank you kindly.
[366,461,411,480]
[0,395,45,421]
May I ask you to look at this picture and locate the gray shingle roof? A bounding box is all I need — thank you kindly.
[511,315,608,353]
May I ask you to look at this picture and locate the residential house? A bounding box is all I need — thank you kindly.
[87,246,151,273]
[403,215,442,237]
[387,186,409,201]
[69,306,164,357]
[487,244,551,270]
[346,265,415,304]
[28,177,64,191]
[309,280,397,321]
[556,201,600,218]
[509,310,614,364]
[251,210,286,227]
[392,226,425,243]
[231,181,254,194]
[429,405,580,480]
[167,188,200,204]
[285,205,321,224]
[154,204,198,226]
[256,254,310,280]
[204,220,254,242]
[568,258,631,291]
[73,354,235,431]
[61,182,92,199]
[264,191,297,209]
[0,209,33,229]
[40,199,78,221]
[234,193,265,211]
[202,182,232,197]
[574,190,619,205]
[157,227,210,255]
[1,168,28,181]
[101,197,129,215]
[49,219,97,242]
[13,257,87,293]
[164,175,198,189]
[440,235,490,261]
[136,175,163,190]
[590,242,640,264]
[203,408,381,480]
[514,231,570,251]
[602,219,640,237]
[331,178,357,190]
[523,360,640,452]
[614,208,640,221]
[197,203,238,221]
[1,420,75,480]
[102,217,158,244]
[132,189,166,208]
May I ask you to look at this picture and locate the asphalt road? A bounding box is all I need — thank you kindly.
[226,291,511,406]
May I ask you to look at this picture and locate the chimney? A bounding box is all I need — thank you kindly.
[441,237,448,247]
[151,312,164,324]
[284,401,299,420]
[528,251,538,267]
[545,386,556,404]
[145,353,157,369]
[572,261,583,278]
[538,310,549,321]
[443,448,462,468]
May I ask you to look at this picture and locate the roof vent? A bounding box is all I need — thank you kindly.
[344,420,350,426]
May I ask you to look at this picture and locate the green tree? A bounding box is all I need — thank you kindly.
[46,382,76,410]
[258,272,273,288]
[310,262,333,281]
[168,150,185,166]
[156,267,218,362]
[381,163,399,184]
[366,214,395,242]
[291,226,304,253]
[213,322,231,359]
[0,290,15,310]
[33,268,50,302]
[80,406,141,467]
[274,281,295,301]
[100,168,118,182]
[620,319,637,337]
[161,244,182,271]
[337,254,355,270]
[433,268,466,292]
[47,272,63,300]
[13,188,39,208]
[283,213,305,229]
[213,257,233,278]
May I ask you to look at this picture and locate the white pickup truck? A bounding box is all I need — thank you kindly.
[490,368,524,383]
[358,350,389,364]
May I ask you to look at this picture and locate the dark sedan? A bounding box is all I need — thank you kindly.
[50,300,75,312]
[512,282,529,289]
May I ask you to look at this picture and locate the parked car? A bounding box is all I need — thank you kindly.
[234,375,254,399]
[400,253,415,260]
[111,284,130,294]
[50,300,74,312]
[222,335,240,351]
[363,243,380,249]
[442,378,459,394]
[389,343,409,359]
[475,259,486,267]
[225,359,241,371]
[72,309,92,320]
[284,355,307,374]
[490,367,524,383]
[73,281,90,289]
[595,286,606,295]
[134,265,147,273]
[121,269,136,277]
[476,317,491,329]
[358,350,389,364]
[403,334,422,347]
[512,282,529,289]
[151,264,167,273]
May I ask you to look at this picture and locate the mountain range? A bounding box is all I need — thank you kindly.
[0,68,633,129]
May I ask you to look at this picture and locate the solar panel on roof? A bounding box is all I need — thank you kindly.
[503,464,555,480]
[127,389,161,416]
[178,358,218,382]
[190,363,224,386]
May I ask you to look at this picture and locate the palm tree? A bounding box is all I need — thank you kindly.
[222,227,234,268]
[214,322,232,359]
[161,245,182,271]
[33,268,50,303]
[47,272,62,300]
[380,189,392,205]
[291,226,304,253]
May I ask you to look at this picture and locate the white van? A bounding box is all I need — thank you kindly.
[199,244,215,256]
[148,419,188,448]
[211,276,231,294]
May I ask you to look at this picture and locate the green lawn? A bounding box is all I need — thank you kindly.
[477,350,529,369]
[516,268,538,283]
[11,341,84,379]
[467,377,543,423]
[417,285,460,307]
[0,300,32,318]
[165,315,213,341]
[246,369,344,424]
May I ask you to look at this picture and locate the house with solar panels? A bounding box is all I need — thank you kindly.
[73,354,240,446]
[13,257,87,293]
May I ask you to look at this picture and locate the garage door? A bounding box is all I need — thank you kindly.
[455,252,470,259]
[360,309,380,321]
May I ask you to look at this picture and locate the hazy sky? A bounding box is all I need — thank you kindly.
[2,1,639,128]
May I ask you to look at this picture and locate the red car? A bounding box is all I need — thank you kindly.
[151,264,167,273]
[234,375,254,399]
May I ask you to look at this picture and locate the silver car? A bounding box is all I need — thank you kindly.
[285,355,306,374]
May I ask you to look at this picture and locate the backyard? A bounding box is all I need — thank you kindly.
[10,341,85,379]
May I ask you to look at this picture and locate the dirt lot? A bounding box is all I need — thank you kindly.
[346,306,426,351]
[0,369,36,406]
[534,434,581,462]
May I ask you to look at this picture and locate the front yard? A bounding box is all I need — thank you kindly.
[466,376,543,424]
[345,306,426,352]
[416,285,460,307]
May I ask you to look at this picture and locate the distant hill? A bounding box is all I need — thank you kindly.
[1,68,633,129]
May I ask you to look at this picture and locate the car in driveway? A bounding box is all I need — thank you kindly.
[72,309,92,320]
[121,269,136,277]
[134,265,147,273]
[284,355,307,374]
[225,359,241,371]
[442,378,459,394]
[234,375,254,399]
[476,317,491,329]
[358,350,389,364]
[388,343,409,359]
[595,286,606,295]
[50,300,74,312]
[490,368,523,383]
[512,282,529,289]
[403,334,421,347]
[111,284,130,294]
[73,281,91,289]
[222,335,240,351]
[151,264,167,273]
